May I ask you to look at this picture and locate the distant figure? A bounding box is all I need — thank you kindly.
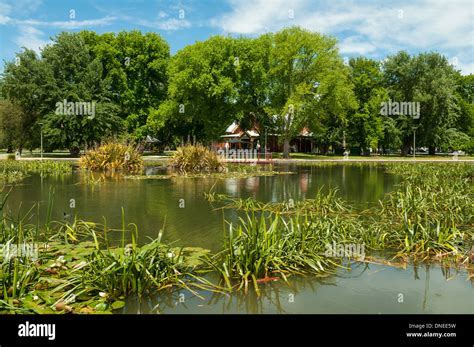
[15,151,21,160]
[63,212,72,221]
[343,149,350,160]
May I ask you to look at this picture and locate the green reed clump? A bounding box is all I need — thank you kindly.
[80,239,188,298]
[0,256,39,301]
[0,170,26,185]
[79,142,144,173]
[0,160,72,185]
[376,163,473,257]
[0,160,72,176]
[169,145,225,173]
[211,212,348,295]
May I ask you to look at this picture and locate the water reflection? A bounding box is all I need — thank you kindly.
[118,263,472,314]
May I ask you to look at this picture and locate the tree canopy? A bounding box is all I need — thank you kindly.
[0,27,472,155]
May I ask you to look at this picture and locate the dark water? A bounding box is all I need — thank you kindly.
[6,164,473,313]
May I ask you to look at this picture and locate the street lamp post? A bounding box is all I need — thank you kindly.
[39,122,43,160]
[412,126,418,160]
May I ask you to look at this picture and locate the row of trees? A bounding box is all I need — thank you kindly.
[1,27,473,157]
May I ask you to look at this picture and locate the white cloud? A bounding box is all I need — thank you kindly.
[0,2,12,24]
[12,0,42,13]
[339,37,376,55]
[11,16,117,29]
[213,0,474,74]
[158,11,167,19]
[134,17,191,31]
[451,57,474,75]
[212,0,307,34]
[14,25,49,52]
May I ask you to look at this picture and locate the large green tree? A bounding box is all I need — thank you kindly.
[347,57,387,153]
[267,27,356,157]
[1,49,53,152]
[39,32,122,155]
[383,51,460,155]
[152,36,240,142]
[81,30,169,139]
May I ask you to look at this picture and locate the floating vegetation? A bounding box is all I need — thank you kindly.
[126,163,293,180]
[0,160,72,185]
[125,170,294,181]
[205,187,348,216]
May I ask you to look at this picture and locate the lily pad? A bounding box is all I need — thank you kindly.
[111,300,125,310]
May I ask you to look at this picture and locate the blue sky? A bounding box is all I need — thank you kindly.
[1,0,473,74]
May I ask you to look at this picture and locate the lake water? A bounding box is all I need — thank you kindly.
[6,164,473,314]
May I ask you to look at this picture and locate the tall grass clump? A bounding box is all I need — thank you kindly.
[377,163,473,257]
[79,143,143,173]
[169,145,224,173]
[80,238,189,299]
[211,212,347,295]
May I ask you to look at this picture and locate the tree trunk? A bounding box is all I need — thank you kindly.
[428,145,436,155]
[401,142,410,156]
[320,144,328,155]
[283,138,290,159]
[69,147,80,157]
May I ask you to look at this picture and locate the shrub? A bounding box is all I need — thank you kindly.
[6,154,15,160]
[169,145,224,173]
[79,143,143,173]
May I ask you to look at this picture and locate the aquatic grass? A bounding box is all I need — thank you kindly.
[0,257,39,301]
[0,160,72,176]
[79,142,144,173]
[211,212,342,295]
[169,145,224,173]
[205,187,349,216]
[80,238,185,298]
[0,160,72,185]
[372,163,473,259]
[208,162,473,292]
